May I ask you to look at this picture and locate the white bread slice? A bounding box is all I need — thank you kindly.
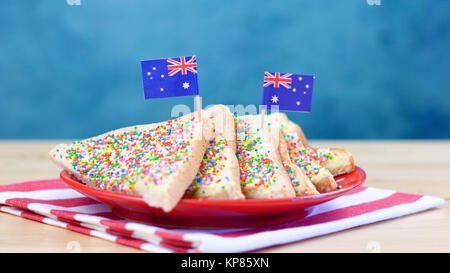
[185,105,244,200]
[282,114,355,176]
[269,113,337,193]
[49,112,213,212]
[235,114,296,199]
[287,119,308,146]
[277,129,319,196]
[318,147,355,176]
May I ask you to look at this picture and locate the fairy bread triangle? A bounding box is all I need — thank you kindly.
[269,113,337,193]
[279,114,355,177]
[185,105,244,199]
[49,111,213,212]
[235,114,296,198]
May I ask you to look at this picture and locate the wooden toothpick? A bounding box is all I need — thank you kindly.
[195,95,202,120]
[260,107,266,130]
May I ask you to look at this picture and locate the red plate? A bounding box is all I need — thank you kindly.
[60,166,366,229]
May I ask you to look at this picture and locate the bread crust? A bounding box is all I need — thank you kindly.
[49,111,213,212]
[277,128,319,196]
[274,114,356,177]
[322,148,355,176]
[184,105,244,200]
[235,114,296,199]
[268,113,337,193]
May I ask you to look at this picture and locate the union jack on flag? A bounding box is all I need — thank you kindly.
[167,56,198,76]
[262,71,315,112]
[263,72,292,89]
[141,55,199,99]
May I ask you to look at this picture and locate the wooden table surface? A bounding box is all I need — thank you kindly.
[0,140,449,253]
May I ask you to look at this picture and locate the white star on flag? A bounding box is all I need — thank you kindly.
[261,72,314,112]
[271,95,279,103]
[182,82,190,89]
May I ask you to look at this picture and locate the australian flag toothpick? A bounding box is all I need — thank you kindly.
[141,56,199,99]
[262,72,314,112]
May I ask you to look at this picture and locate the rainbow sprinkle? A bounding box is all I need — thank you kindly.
[60,116,199,193]
[280,124,334,178]
[282,159,305,195]
[235,117,278,190]
[185,137,228,195]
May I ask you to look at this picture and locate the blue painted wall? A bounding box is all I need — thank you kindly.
[1,0,449,139]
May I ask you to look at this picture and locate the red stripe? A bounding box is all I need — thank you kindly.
[264,77,292,83]
[264,72,292,88]
[217,192,423,237]
[166,58,179,65]
[167,68,180,76]
[167,63,197,69]
[149,188,368,246]
[100,219,128,230]
[159,241,190,253]
[186,67,197,74]
[106,228,134,237]
[102,221,193,248]
[20,211,46,223]
[155,230,194,249]
[116,235,191,253]
[116,237,146,249]
[48,213,123,228]
[66,223,92,235]
[102,220,193,249]
[49,207,116,220]
[155,229,186,242]
[51,210,117,223]
[187,55,196,63]
[5,197,98,210]
[57,216,82,226]
[6,206,148,251]
[50,209,77,220]
[161,238,194,249]
[0,179,66,192]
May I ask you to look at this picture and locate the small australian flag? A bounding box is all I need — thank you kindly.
[262,72,314,112]
[141,55,199,99]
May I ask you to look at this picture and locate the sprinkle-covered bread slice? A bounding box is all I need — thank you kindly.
[287,119,308,146]
[235,114,296,199]
[49,112,213,212]
[185,105,244,200]
[269,113,337,193]
[280,114,355,176]
[317,147,355,176]
[277,128,319,196]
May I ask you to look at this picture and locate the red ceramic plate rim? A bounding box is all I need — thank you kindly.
[60,166,366,207]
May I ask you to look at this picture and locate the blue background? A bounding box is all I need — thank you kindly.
[1,0,449,139]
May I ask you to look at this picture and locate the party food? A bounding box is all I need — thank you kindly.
[317,147,355,176]
[49,105,356,212]
[49,112,213,212]
[185,105,244,199]
[235,114,296,198]
[278,129,320,196]
[269,113,354,192]
[277,114,355,176]
[269,113,337,193]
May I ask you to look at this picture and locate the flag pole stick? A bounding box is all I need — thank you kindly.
[195,95,202,120]
[260,107,266,130]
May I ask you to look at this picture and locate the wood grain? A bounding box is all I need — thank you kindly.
[0,140,449,253]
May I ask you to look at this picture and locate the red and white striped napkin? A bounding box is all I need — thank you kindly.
[0,179,444,252]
